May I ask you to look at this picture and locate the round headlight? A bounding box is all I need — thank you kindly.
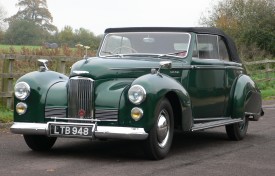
[16,102,28,115]
[14,82,30,100]
[128,85,146,105]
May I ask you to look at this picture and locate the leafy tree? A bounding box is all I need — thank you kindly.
[74,28,101,50]
[200,0,275,59]
[56,26,101,50]
[5,0,57,32]
[4,20,43,45]
[58,25,74,46]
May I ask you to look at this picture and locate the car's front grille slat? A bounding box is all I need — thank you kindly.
[45,107,66,118]
[45,77,119,122]
[68,77,94,119]
[95,109,118,121]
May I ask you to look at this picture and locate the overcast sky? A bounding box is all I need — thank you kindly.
[1,0,220,35]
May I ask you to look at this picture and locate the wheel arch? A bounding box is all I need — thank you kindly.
[232,74,262,119]
[165,91,193,131]
[14,71,68,123]
[127,73,193,132]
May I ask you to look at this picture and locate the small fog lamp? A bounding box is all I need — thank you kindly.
[131,107,143,121]
[16,102,27,115]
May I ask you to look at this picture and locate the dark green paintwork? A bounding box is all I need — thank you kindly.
[13,31,262,133]
[14,71,68,123]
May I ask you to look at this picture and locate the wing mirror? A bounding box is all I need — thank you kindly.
[151,61,172,75]
[159,61,172,69]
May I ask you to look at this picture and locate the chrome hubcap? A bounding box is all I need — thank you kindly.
[156,110,169,148]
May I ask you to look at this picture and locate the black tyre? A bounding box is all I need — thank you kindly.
[23,135,57,151]
[144,98,174,160]
[226,116,249,141]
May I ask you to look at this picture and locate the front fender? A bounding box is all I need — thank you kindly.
[14,71,68,123]
[119,73,191,132]
[232,75,262,119]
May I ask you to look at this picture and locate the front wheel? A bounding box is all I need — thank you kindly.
[144,98,174,160]
[226,116,249,141]
[23,135,57,151]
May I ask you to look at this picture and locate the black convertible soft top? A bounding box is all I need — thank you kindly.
[105,27,241,63]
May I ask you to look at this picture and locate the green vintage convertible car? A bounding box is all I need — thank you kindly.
[11,27,263,159]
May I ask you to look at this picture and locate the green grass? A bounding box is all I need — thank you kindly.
[0,106,13,123]
[261,89,275,100]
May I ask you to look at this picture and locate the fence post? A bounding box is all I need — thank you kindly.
[265,59,270,81]
[59,58,66,74]
[1,56,15,109]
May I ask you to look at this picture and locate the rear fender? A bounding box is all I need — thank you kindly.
[232,75,262,119]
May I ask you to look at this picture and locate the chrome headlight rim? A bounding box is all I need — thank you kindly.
[14,82,30,100]
[128,85,146,105]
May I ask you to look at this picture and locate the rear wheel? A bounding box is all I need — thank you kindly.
[23,135,57,151]
[144,98,174,160]
[226,116,249,140]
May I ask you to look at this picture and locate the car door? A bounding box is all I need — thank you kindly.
[188,34,227,120]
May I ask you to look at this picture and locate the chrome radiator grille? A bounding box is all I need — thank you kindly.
[68,77,94,119]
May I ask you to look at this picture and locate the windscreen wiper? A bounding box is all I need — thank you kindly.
[157,51,187,59]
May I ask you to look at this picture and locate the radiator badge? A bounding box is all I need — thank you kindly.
[78,109,86,118]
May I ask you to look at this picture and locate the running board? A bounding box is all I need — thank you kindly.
[191,118,243,131]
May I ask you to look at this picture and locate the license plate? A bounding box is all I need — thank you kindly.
[49,123,95,138]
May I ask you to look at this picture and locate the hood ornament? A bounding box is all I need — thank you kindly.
[75,43,91,62]
[37,59,49,72]
[84,46,91,62]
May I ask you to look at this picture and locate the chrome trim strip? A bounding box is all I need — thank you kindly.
[45,108,119,121]
[45,117,102,122]
[45,116,117,122]
[194,117,229,122]
[109,66,193,70]
[192,65,243,70]
[10,122,148,140]
[192,118,243,131]
[73,70,89,74]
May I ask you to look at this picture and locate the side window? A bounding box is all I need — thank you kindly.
[218,36,230,61]
[197,34,219,59]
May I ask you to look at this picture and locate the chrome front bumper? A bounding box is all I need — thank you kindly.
[10,122,148,140]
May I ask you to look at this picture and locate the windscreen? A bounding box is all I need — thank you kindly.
[99,32,191,57]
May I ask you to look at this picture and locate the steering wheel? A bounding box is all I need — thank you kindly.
[112,46,137,54]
